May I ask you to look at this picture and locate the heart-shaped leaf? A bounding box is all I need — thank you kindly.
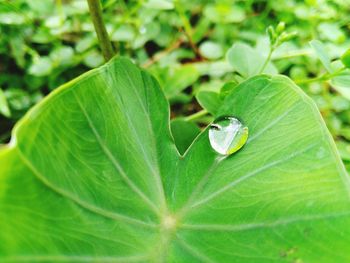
[226,43,278,78]
[1,58,350,262]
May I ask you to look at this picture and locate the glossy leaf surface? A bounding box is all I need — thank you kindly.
[1,58,350,262]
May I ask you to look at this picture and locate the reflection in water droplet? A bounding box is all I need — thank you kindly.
[209,116,248,155]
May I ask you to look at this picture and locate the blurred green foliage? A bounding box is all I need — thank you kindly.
[1,0,350,167]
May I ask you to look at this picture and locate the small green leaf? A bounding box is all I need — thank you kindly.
[204,4,245,23]
[44,16,62,28]
[5,89,32,111]
[50,46,75,66]
[0,12,26,25]
[28,57,53,77]
[9,35,25,68]
[278,31,297,43]
[192,18,211,43]
[163,65,199,98]
[318,22,345,43]
[111,25,136,42]
[26,0,56,15]
[76,35,96,53]
[144,0,174,10]
[276,22,285,33]
[194,61,232,77]
[226,43,277,78]
[331,73,350,100]
[0,88,11,117]
[31,27,55,44]
[83,51,104,68]
[341,49,350,68]
[310,40,334,73]
[199,41,223,60]
[196,91,222,115]
[267,25,276,45]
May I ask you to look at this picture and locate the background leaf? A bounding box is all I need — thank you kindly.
[195,91,222,115]
[310,40,334,73]
[226,43,278,78]
[0,88,10,117]
[331,73,350,100]
[162,64,200,98]
[199,41,223,60]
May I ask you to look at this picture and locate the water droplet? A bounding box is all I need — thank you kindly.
[209,116,248,155]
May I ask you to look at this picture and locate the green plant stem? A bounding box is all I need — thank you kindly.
[184,109,208,122]
[142,38,183,68]
[272,50,311,60]
[259,47,274,74]
[175,1,202,58]
[295,74,328,85]
[87,0,115,61]
[295,67,346,85]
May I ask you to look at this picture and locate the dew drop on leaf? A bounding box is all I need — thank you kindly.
[209,116,248,155]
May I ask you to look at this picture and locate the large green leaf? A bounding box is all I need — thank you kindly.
[1,58,350,262]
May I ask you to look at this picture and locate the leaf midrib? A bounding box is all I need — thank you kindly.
[121,66,167,209]
[181,210,350,232]
[73,93,160,215]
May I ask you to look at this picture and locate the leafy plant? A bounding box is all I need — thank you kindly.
[1,58,350,261]
[2,0,350,260]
